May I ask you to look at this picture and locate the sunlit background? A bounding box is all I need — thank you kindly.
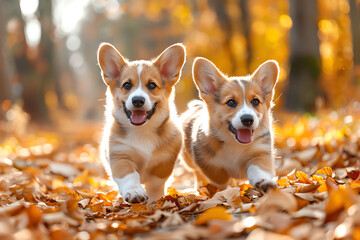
[0,0,359,129]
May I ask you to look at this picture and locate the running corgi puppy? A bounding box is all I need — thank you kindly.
[181,58,279,192]
[97,43,186,203]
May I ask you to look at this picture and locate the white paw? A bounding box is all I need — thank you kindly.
[253,179,278,192]
[123,185,149,203]
[114,172,149,203]
[247,165,277,192]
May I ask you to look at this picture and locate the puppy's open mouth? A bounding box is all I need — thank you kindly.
[227,121,254,144]
[123,103,157,126]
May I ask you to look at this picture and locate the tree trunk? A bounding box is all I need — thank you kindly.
[0,0,11,115]
[285,0,322,112]
[350,0,360,83]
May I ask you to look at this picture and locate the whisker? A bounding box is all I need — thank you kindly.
[273,93,282,104]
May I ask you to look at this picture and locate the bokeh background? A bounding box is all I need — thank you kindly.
[0,0,359,128]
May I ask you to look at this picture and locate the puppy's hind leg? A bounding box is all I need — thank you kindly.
[144,175,167,203]
[194,170,209,189]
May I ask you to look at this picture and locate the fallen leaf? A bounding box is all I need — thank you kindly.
[50,162,79,178]
[256,189,297,216]
[130,204,149,213]
[161,212,183,228]
[315,167,333,177]
[296,171,313,184]
[195,207,231,225]
[296,183,320,193]
[246,228,295,240]
[78,198,90,209]
[198,186,241,211]
[43,212,80,226]
[346,168,360,180]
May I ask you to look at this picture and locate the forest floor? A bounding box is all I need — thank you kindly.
[1,103,360,240]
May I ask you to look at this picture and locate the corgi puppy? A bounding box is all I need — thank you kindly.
[181,58,279,192]
[97,43,186,203]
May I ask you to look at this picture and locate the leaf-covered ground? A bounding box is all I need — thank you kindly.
[1,104,360,240]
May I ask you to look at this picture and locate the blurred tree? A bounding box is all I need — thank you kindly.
[318,0,355,107]
[6,0,59,122]
[0,0,12,118]
[285,0,321,112]
[350,0,360,81]
[38,0,64,112]
[211,0,247,75]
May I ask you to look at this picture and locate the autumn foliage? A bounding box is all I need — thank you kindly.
[0,103,359,239]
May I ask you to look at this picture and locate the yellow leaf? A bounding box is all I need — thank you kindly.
[74,170,89,184]
[311,175,324,182]
[316,167,333,177]
[167,187,181,197]
[317,184,328,193]
[195,207,231,225]
[296,171,313,184]
[277,177,290,187]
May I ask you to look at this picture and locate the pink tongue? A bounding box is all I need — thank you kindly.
[236,129,253,143]
[130,110,147,124]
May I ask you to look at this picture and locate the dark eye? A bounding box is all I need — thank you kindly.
[226,99,237,108]
[147,82,157,90]
[251,98,260,107]
[123,82,132,90]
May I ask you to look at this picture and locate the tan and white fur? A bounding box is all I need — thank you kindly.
[97,43,186,203]
[181,58,279,192]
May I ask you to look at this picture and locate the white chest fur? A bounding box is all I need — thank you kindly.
[117,128,157,160]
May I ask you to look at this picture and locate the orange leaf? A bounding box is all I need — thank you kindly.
[348,180,360,189]
[296,183,320,193]
[296,171,313,184]
[353,227,360,240]
[195,207,231,225]
[90,202,104,213]
[316,167,333,177]
[130,203,149,213]
[167,187,181,197]
[317,184,328,193]
[325,186,357,218]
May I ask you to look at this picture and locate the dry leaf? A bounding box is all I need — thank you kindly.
[50,163,79,178]
[346,168,360,180]
[246,228,295,240]
[195,207,231,225]
[316,167,333,177]
[198,186,241,211]
[161,212,183,228]
[256,189,297,216]
[296,171,313,184]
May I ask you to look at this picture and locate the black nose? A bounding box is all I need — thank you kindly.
[132,96,145,108]
[241,114,254,127]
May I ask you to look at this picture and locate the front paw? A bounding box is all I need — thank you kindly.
[123,185,149,203]
[254,179,278,192]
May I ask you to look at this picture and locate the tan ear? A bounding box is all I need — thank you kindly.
[252,60,279,99]
[154,43,186,85]
[97,43,127,86]
[192,57,227,97]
